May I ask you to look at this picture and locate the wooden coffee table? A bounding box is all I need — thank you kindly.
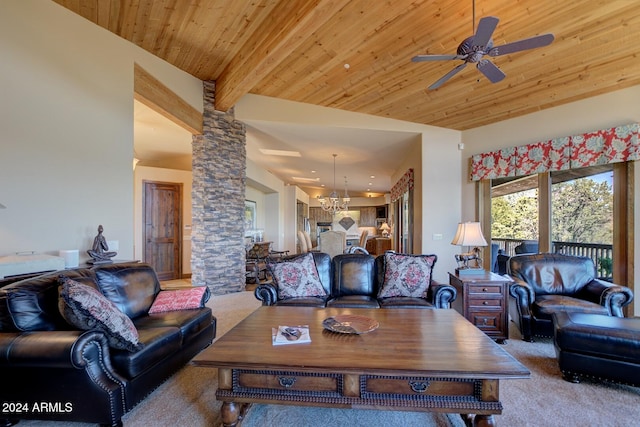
[192,307,529,427]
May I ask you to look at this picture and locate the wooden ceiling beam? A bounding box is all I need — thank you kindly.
[134,63,203,135]
[214,0,352,112]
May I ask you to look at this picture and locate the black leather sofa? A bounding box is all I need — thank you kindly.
[254,252,457,309]
[0,262,216,427]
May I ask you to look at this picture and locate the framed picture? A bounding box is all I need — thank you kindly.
[244,200,257,236]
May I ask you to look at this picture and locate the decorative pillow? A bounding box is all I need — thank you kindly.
[267,252,327,299]
[148,287,207,314]
[58,276,143,352]
[378,253,437,299]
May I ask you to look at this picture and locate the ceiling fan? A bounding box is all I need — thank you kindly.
[412,15,554,90]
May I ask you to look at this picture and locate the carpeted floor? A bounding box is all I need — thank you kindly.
[13,290,640,427]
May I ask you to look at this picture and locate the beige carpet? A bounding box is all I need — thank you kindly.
[14,290,640,427]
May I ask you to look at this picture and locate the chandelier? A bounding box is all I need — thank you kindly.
[318,154,350,215]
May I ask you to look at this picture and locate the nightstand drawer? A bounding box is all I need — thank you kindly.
[469,310,504,333]
[468,284,502,295]
[468,297,502,308]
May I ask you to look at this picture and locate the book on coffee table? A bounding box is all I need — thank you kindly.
[272,325,311,345]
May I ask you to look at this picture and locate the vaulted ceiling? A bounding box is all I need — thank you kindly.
[54,0,640,131]
[54,0,640,197]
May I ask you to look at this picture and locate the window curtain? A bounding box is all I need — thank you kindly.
[391,168,414,202]
[570,123,640,168]
[470,123,639,181]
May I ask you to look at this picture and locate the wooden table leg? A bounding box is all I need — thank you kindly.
[473,414,497,427]
[221,402,250,427]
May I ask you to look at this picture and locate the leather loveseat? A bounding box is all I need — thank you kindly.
[255,252,456,309]
[0,262,216,427]
[508,253,633,341]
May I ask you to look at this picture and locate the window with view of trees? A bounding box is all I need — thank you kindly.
[492,187,538,240]
[551,174,612,244]
[490,165,614,279]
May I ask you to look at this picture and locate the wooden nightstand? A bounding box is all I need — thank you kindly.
[449,271,512,343]
[375,237,391,254]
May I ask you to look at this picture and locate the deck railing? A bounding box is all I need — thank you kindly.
[492,238,613,280]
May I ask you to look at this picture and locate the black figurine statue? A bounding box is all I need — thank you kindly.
[87,224,117,264]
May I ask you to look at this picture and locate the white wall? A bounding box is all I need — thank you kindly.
[246,158,287,251]
[0,1,202,263]
[421,133,463,281]
[461,85,640,316]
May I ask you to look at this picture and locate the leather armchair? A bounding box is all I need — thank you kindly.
[508,253,633,341]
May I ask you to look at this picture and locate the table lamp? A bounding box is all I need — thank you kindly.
[451,222,488,275]
[379,222,391,238]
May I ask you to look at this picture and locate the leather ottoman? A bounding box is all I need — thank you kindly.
[552,311,640,386]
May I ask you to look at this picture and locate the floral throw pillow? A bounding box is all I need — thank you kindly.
[149,287,207,314]
[378,253,437,299]
[267,253,327,300]
[58,276,143,352]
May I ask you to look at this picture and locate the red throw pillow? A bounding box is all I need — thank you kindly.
[148,287,207,314]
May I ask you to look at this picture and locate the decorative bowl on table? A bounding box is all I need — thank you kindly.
[322,315,379,334]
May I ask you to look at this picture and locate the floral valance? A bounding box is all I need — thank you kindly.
[470,123,639,181]
[391,168,414,202]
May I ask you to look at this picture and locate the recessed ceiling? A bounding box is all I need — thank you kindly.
[244,120,419,197]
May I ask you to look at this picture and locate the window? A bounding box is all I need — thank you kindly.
[491,174,539,256]
[486,163,627,286]
[551,165,613,279]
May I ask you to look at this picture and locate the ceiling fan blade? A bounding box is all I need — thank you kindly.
[488,33,554,57]
[472,16,499,49]
[412,54,465,62]
[477,59,505,83]
[428,63,468,90]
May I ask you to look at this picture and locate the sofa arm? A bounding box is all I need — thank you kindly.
[1,330,121,373]
[509,278,535,317]
[0,330,127,425]
[509,278,535,305]
[429,280,457,309]
[581,279,634,317]
[254,283,278,306]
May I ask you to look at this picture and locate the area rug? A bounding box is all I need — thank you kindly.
[242,404,464,427]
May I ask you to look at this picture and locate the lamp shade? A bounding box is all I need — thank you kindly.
[379,222,391,231]
[451,222,488,247]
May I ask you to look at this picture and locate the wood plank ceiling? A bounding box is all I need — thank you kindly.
[53,0,640,131]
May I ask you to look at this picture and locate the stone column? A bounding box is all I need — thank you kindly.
[191,81,246,294]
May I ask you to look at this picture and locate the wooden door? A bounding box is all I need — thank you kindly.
[143,181,182,280]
